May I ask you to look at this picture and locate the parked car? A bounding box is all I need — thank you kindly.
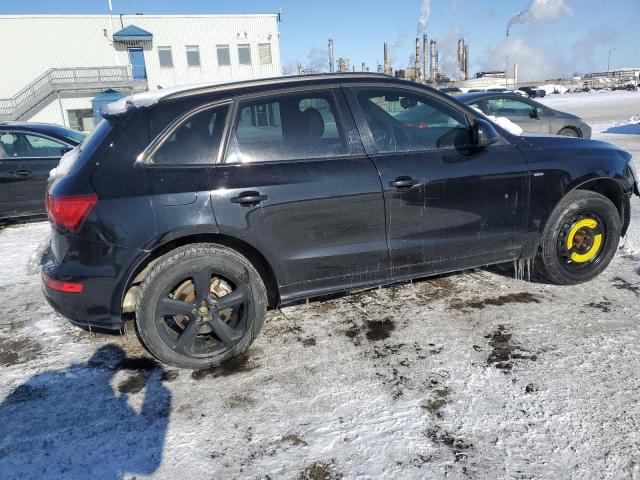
[0,122,84,219]
[458,92,592,138]
[518,86,547,98]
[41,73,638,368]
[439,87,463,95]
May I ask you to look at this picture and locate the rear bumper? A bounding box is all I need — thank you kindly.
[40,243,129,331]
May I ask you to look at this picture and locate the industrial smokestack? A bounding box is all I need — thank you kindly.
[422,34,428,80]
[429,39,437,80]
[457,38,469,80]
[383,42,390,75]
[464,44,469,80]
[361,62,366,72]
[328,39,334,73]
[513,63,519,87]
[414,37,420,80]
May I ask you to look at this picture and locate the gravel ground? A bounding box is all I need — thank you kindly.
[0,92,639,480]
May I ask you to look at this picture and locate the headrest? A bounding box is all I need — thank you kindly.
[301,108,324,139]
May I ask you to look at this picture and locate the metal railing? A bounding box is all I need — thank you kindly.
[0,66,148,120]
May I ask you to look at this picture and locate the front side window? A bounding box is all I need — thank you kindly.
[186,45,201,67]
[238,44,251,65]
[152,105,229,165]
[158,47,173,68]
[258,43,272,65]
[485,98,536,117]
[0,132,68,158]
[354,88,471,153]
[226,91,348,164]
[217,45,231,66]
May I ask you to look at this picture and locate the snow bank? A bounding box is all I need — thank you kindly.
[538,84,568,95]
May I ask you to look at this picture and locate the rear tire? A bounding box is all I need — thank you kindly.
[558,127,580,137]
[135,244,267,369]
[536,190,621,285]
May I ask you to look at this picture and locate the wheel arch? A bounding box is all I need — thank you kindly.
[118,233,281,315]
[558,125,582,137]
[573,177,630,236]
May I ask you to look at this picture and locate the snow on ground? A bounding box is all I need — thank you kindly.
[1,94,640,480]
[538,90,640,123]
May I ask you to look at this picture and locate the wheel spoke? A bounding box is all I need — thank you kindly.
[174,316,200,354]
[215,285,246,310]
[209,314,237,347]
[160,297,194,316]
[191,269,212,301]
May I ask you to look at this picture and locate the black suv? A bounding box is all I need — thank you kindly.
[42,74,638,368]
[1,122,84,219]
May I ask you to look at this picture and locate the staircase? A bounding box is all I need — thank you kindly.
[0,66,148,121]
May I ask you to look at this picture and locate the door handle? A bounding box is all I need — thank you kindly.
[389,176,421,189]
[11,169,32,177]
[231,191,268,205]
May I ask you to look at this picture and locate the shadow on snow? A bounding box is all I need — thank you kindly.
[604,123,640,135]
[0,344,171,479]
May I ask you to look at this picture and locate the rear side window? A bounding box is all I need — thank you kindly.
[152,104,229,165]
[226,91,348,164]
[485,98,535,117]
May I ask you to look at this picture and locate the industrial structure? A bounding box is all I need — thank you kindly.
[457,38,469,80]
[0,13,281,129]
[328,38,335,73]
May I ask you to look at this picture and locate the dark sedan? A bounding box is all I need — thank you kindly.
[458,92,592,138]
[0,122,84,219]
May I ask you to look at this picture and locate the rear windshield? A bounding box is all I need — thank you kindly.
[78,119,111,152]
[52,119,112,178]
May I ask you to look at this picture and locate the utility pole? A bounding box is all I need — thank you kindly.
[607,48,616,72]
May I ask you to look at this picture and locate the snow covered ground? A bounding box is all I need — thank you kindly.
[0,94,639,480]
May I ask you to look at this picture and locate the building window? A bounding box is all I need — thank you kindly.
[217,45,231,66]
[238,44,251,65]
[67,109,95,132]
[186,45,201,67]
[158,47,173,68]
[258,43,272,65]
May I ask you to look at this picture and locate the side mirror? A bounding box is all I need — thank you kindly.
[532,106,543,119]
[474,119,499,147]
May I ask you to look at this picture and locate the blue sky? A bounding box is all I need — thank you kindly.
[2,0,638,80]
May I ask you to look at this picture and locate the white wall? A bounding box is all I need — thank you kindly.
[0,14,281,97]
[28,95,95,129]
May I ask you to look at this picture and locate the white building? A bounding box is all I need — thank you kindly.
[0,14,281,130]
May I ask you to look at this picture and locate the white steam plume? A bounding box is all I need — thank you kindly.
[417,0,431,36]
[507,0,572,35]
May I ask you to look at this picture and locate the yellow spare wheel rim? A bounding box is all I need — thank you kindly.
[565,218,603,263]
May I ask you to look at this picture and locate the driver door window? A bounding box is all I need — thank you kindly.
[353,88,472,153]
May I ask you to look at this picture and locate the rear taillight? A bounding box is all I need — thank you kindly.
[46,194,97,231]
[44,275,84,293]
